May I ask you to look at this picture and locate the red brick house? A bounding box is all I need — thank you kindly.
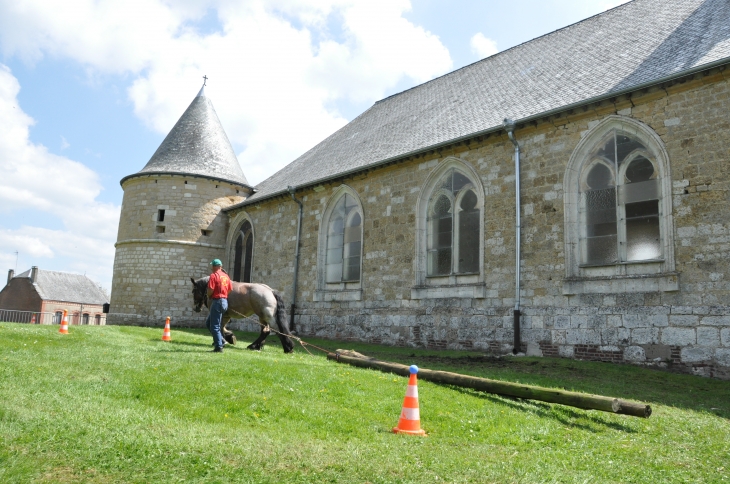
[0,267,109,325]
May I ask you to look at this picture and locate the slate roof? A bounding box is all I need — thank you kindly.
[15,269,109,305]
[239,0,730,205]
[122,86,251,188]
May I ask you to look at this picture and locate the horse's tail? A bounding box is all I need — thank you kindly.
[273,292,292,335]
[273,292,295,353]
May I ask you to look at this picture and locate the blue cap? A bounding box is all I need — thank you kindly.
[409,365,419,374]
[210,259,222,266]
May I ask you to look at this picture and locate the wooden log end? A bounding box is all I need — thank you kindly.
[616,400,652,418]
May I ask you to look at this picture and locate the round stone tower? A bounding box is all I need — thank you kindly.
[108,85,253,326]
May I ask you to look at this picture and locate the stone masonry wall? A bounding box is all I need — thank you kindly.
[226,72,730,378]
[109,174,245,326]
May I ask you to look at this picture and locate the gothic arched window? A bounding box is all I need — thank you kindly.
[413,158,485,299]
[325,193,362,283]
[564,116,676,294]
[427,169,480,276]
[233,220,253,283]
[580,131,662,265]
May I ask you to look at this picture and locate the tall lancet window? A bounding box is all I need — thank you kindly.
[325,193,362,283]
[427,169,480,276]
[233,221,253,283]
[579,130,662,265]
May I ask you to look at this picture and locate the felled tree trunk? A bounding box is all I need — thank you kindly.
[328,350,651,418]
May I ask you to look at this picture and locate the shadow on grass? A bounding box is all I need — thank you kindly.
[450,385,638,432]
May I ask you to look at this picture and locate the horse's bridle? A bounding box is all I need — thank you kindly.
[194,284,209,313]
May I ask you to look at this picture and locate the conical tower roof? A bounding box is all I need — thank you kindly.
[121,86,250,187]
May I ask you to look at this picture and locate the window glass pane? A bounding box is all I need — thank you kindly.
[625,200,659,218]
[233,234,243,282]
[460,190,477,211]
[626,200,661,261]
[580,186,617,265]
[428,249,451,276]
[326,247,343,264]
[326,233,340,251]
[626,217,661,261]
[437,219,452,247]
[584,235,618,265]
[344,194,358,213]
[347,212,361,227]
[580,159,618,265]
[452,171,471,193]
[625,156,654,183]
[586,163,613,190]
[458,209,480,273]
[428,195,452,256]
[328,217,344,238]
[439,169,453,191]
[326,263,342,283]
[583,188,617,235]
[243,233,253,283]
[616,134,646,164]
[594,136,615,161]
[433,195,451,216]
[619,179,659,204]
[343,255,361,281]
[344,240,361,259]
[344,225,360,244]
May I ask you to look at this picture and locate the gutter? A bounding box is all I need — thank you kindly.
[288,186,303,333]
[503,119,522,355]
[226,56,730,210]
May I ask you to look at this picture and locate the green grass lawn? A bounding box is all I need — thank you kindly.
[1,323,729,483]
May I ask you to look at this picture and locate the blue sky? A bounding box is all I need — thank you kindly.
[0,0,628,291]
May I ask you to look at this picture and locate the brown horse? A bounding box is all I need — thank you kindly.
[190,277,294,353]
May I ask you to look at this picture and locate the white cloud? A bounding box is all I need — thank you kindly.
[60,135,70,150]
[0,66,120,289]
[0,0,453,185]
[470,32,498,59]
[0,0,453,289]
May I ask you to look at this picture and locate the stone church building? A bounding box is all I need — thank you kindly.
[110,0,730,377]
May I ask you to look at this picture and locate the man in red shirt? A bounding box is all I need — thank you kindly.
[206,259,232,352]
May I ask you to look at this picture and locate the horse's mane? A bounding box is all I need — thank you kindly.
[195,276,210,291]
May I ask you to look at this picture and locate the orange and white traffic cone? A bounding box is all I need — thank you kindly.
[59,310,69,334]
[30,313,36,324]
[162,316,171,341]
[392,365,427,436]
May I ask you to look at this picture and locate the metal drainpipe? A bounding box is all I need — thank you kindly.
[288,186,303,333]
[503,119,522,354]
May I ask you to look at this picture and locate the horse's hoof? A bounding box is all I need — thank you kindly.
[224,333,237,345]
[246,344,260,351]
